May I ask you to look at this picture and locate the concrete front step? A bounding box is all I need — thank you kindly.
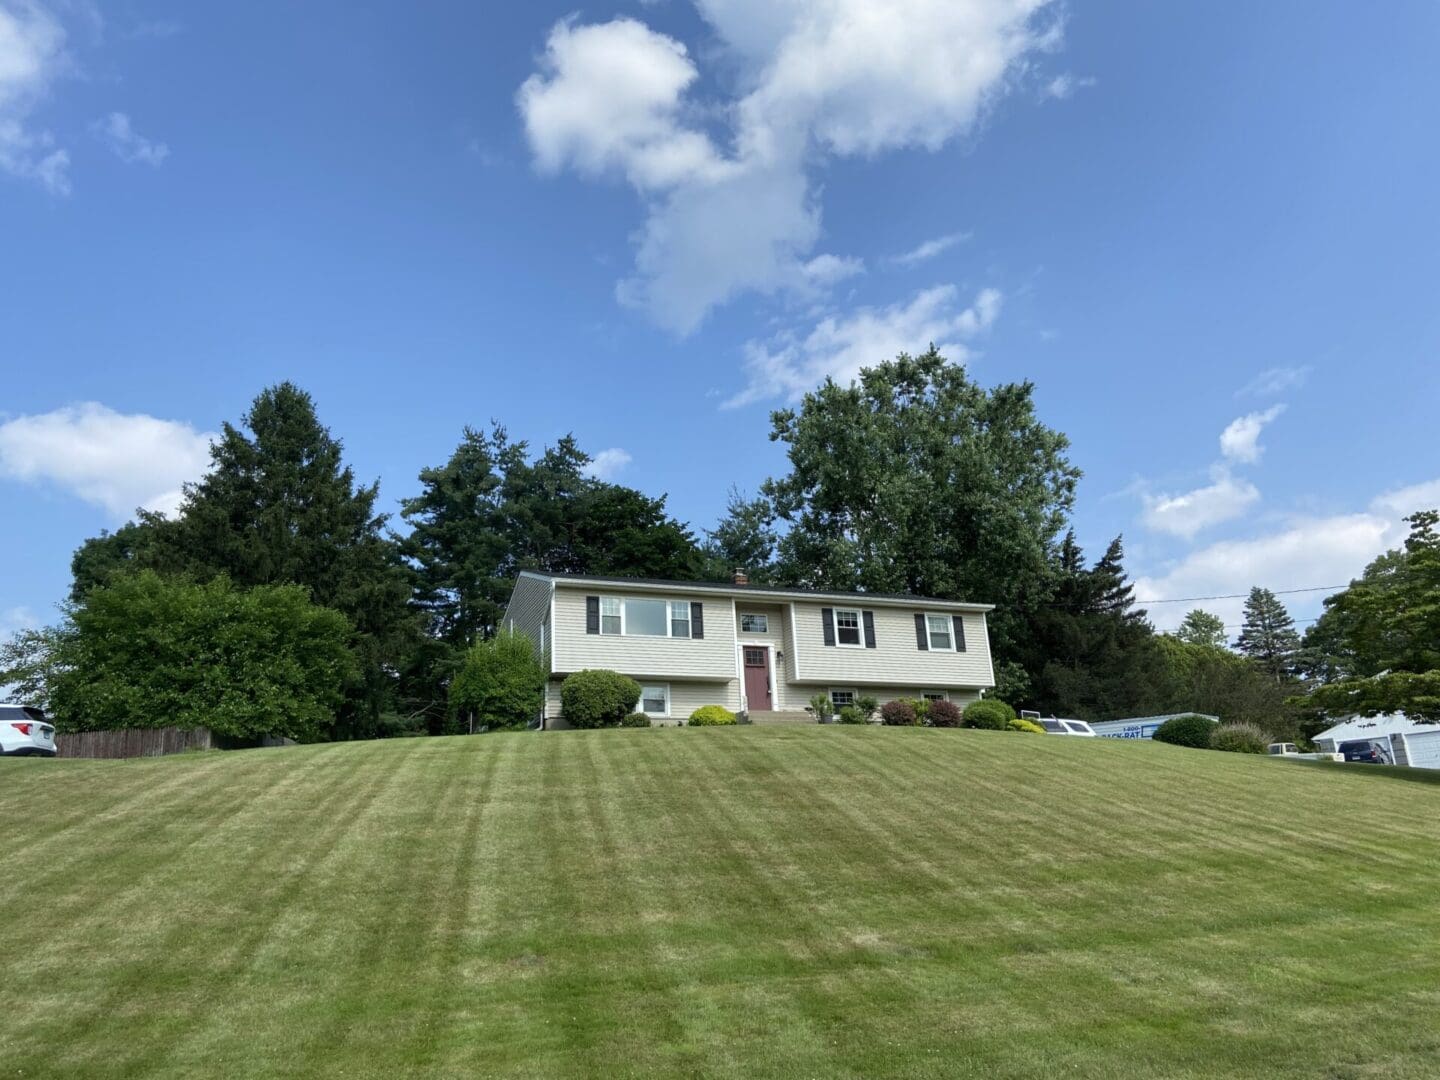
[747,711,818,725]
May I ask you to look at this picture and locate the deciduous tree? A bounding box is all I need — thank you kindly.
[1174,609,1227,649]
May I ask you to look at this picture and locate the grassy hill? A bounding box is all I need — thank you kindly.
[3,728,1438,1079]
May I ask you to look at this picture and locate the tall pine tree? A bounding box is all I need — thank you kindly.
[1236,587,1300,683]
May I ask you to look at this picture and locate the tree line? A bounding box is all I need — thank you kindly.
[3,349,1434,743]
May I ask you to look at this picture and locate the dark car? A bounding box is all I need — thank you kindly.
[1338,739,1390,764]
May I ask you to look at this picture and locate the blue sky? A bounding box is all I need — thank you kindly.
[3,0,1439,640]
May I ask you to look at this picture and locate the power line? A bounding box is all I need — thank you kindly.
[1136,584,1348,605]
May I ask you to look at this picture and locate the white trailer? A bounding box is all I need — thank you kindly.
[1088,714,1219,740]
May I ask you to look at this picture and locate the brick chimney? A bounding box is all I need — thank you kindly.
[732,568,749,586]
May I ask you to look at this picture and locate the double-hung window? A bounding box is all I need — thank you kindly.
[925,614,954,651]
[740,613,769,633]
[830,688,857,709]
[922,691,948,703]
[833,609,862,647]
[600,597,622,635]
[669,601,691,638]
[639,684,670,717]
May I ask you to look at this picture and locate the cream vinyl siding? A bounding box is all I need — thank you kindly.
[545,678,739,728]
[503,573,553,670]
[552,587,737,678]
[789,601,994,688]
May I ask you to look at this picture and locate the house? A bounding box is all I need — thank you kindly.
[1312,712,1440,769]
[502,570,996,727]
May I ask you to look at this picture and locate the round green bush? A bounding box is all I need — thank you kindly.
[560,669,641,729]
[1006,717,1045,734]
[689,705,737,726]
[620,712,652,728]
[962,699,1016,730]
[1152,713,1217,749]
[837,705,867,725]
[1210,722,1267,753]
[926,699,962,727]
[879,699,918,726]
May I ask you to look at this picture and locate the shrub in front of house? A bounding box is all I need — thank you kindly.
[560,669,641,729]
[856,695,879,723]
[879,699,918,726]
[927,699,962,727]
[448,628,546,732]
[1210,722,1267,754]
[620,712,652,728]
[1153,713,1217,749]
[962,699,1016,730]
[808,693,836,721]
[689,705,737,726]
[837,705,867,724]
[1007,717,1046,734]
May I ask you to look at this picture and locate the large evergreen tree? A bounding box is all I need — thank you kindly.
[1236,587,1301,682]
[1019,533,1171,719]
[702,487,780,583]
[398,425,521,648]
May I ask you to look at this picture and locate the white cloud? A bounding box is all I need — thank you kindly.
[1236,365,1311,398]
[1042,73,1095,100]
[519,1,1058,332]
[1139,467,1259,539]
[93,111,169,166]
[725,284,1001,407]
[0,403,214,518]
[801,252,865,287]
[1219,404,1285,465]
[517,18,729,192]
[586,447,633,481]
[889,231,970,267]
[0,0,70,194]
[1133,475,1440,633]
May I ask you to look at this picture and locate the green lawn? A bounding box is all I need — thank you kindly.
[3,729,1439,1079]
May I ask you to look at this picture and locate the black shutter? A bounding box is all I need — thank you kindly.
[862,610,877,649]
[821,607,835,646]
[914,613,929,650]
[586,596,600,635]
[952,614,967,652]
[690,601,704,639]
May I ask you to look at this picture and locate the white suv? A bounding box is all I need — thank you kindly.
[0,704,56,757]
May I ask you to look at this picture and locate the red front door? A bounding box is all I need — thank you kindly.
[743,647,772,711]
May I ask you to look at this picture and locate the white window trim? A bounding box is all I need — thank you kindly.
[829,687,858,709]
[924,612,956,652]
[638,683,671,718]
[832,608,865,649]
[599,595,696,640]
[739,612,770,634]
[921,690,949,702]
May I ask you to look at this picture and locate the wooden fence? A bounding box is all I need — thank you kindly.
[56,726,218,759]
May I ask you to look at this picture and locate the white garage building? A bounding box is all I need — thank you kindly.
[1312,713,1440,769]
